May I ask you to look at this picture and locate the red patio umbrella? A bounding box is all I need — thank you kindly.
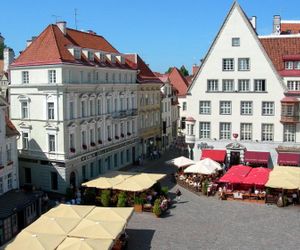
[218,165,252,184]
[242,167,271,187]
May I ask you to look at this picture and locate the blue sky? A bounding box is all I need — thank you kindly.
[0,0,299,73]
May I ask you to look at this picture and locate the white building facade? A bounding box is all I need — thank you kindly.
[9,23,140,193]
[0,97,19,195]
[186,3,300,167]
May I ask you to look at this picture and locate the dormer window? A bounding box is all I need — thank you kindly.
[285,61,294,70]
[88,51,94,61]
[74,49,81,60]
[294,61,300,70]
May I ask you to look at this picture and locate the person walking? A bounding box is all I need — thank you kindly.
[175,188,182,202]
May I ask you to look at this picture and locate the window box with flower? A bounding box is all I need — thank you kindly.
[121,133,125,138]
[108,137,112,142]
[70,148,76,153]
[90,142,96,147]
[115,135,119,140]
[98,139,103,144]
[82,144,87,150]
[127,132,131,136]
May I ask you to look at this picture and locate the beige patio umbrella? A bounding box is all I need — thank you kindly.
[266,166,300,189]
[82,171,135,189]
[113,173,166,192]
[166,156,195,168]
[85,207,134,223]
[68,219,126,239]
[24,215,78,235]
[57,237,113,250]
[5,231,66,250]
[184,159,221,175]
[45,204,95,219]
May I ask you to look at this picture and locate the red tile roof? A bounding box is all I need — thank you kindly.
[281,23,300,34]
[12,24,131,70]
[125,54,162,84]
[0,60,3,74]
[5,114,19,137]
[168,67,189,96]
[259,36,300,76]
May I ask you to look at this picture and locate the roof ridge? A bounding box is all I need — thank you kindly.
[50,25,63,60]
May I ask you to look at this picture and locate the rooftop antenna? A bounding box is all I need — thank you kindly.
[52,15,61,23]
[74,8,78,29]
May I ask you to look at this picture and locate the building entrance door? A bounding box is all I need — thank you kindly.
[230,151,240,165]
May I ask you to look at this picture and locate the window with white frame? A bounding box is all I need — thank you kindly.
[22,71,29,84]
[131,97,135,109]
[241,101,252,115]
[262,124,274,141]
[107,125,111,139]
[114,98,118,112]
[222,79,234,91]
[69,101,74,119]
[69,133,75,149]
[81,100,87,117]
[106,99,111,113]
[238,79,250,92]
[48,134,55,152]
[283,124,296,142]
[199,122,210,139]
[6,144,11,162]
[74,49,81,59]
[105,73,109,83]
[114,124,118,137]
[132,120,135,133]
[285,61,294,70]
[97,99,102,115]
[97,127,101,141]
[254,79,266,92]
[287,81,300,91]
[220,101,231,115]
[22,132,29,149]
[222,58,234,71]
[48,70,56,84]
[81,131,87,146]
[232,37,240,46]
[21,101,28,119]
[294,61,300,69]
[199,101,211,114]
[47,102,55,120]
[88,51,94,61]
[240,123,252,141]
[207,80,218,91]
[182,102,187,111]
[238,58,250,71]
[89,99,94,116]
[87,72,92,83]
[262,102,274,116]
[90,129,94,144]
[7,173,12,190]
[112,73,115,82]
[219,122,231,140]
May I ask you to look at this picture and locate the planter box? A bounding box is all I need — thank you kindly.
[134,204,143,213]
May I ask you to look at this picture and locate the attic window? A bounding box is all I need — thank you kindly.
[88,51,94,61]
[285,61,294,70]
[74,49,81,60]
[232,37,240,47]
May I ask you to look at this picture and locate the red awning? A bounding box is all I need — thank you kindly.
[201,149,226,163]
[277,153,300,166]
[242,167,271,187]
[218,165,252,184]
[244,151,270,165]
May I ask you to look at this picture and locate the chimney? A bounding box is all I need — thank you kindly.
[3,47,15,72]
[26,36,37,47]
[56,21,67,35]
[273,15,281,35]
[250,16,257,31]
[192,64,199,76]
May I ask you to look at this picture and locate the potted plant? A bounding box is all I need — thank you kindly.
[153,199,162,217]
[134,196,143,212]
[127,132,131,136]
[161,186,169,196]
[108,137,112,142]
[121,133,125,138]
[202,179,208,195]
[90,142,96,147]
[98,139,103,144]
[101,190,111,207]
[115,135,119,140]
[70,148,76,153]
[117,192,127,207]
[82,144,87,150]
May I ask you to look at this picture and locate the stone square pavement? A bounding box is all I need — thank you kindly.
[125,149,300,250]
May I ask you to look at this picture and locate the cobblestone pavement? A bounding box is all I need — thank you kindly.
[126,150,300,250]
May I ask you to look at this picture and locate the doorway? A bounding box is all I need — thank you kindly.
[70,171,76,189]
[230,151,240,166]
